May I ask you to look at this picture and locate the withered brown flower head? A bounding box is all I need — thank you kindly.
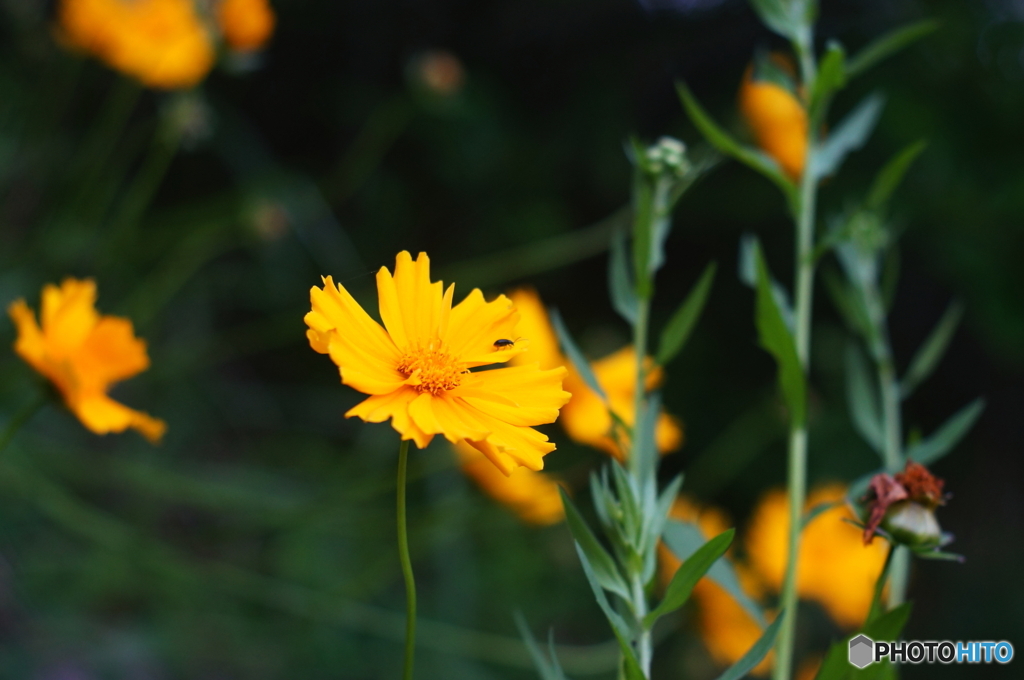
[860,460,947,546]
[895,460,946,509]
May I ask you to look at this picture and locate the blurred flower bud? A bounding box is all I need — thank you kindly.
[882,500,943,550]
[739,51,807,180]
[861,461,950,552]
[161,91,212,149]
[644,136,690,177]
[408,50,465,97]
[250,200,290,242]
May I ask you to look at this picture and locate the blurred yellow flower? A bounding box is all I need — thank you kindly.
[738,54,808,180]
[217,0,276,52]
[7,278,166,443]
[305,252,570,474]
[58,0,215,90]
[455,441,564,525]
[746,484,889,628]
[659,497,773,677]
[508,289,683,460]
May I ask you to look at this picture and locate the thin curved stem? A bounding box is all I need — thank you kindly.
[396,438,416,680]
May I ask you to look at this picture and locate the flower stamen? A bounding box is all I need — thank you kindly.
[397,343,465,396]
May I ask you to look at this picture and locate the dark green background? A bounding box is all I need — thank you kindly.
[0,0,1020,677]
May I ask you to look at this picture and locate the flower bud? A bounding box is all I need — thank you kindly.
[881,500,943,550]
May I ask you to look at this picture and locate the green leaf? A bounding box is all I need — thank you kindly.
[813,94,885,179]
[865,546,895,624]
[513,612,571,680]
[753,241,807,426]
[748,0,816,42]
[810,41,847,122]
[663,520,766,626]
[676,82,798,208]
[866,140,928,211]
[846,20,940,78]
[550,308,607,402]
[899,300,964,398]
[712,614,785,680]
[609,229,640,325]
[846,342,884,455]
[904,398,985,466]
[572,543,644,679]
[655,262,716,366]
[815,603,912,680]
[559,489,630,600]
[645,528,734,626]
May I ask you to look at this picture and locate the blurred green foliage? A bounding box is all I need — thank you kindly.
[1,0,1022,678]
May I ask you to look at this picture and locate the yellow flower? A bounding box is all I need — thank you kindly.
[58,0,214,90]
[7,278,166,443]
[305,252,571,475]
[738,55,808,180]
[745,484,889,628]
[216,0,276,52]
[659,497,773,677]
[455,441,564,525]
[508,289,683,460]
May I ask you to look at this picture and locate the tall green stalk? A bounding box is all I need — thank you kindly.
[395,439,417,680]
[773,35,819,680]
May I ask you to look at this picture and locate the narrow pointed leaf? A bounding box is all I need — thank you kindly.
[559,489,629,600]
[813,94,885,179]
[900,300,964,398]
[712,613,785,680]
[846,342,884,455]
[513,612,570,680]
[550,308,607,402]
[656,262,716,365]
[645,528,734,626]
[904,398,984,466]
[753,242,807,426]
[663,520,766,625]
[810,41,847,122]
[609,229,639,325]
[846,20,940,78]
[573,543,643,676]
[867,140,928,211]
[677,83,797,206]
[822,267,871,339]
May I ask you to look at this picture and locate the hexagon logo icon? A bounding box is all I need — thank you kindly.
[849,634,874,669]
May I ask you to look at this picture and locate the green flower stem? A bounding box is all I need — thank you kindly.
[396,438,417,680]
[863,283,911,608]
[631,571,653,677]
[773,140,818,680]
[629,297,651,477]
[0,391,47,457]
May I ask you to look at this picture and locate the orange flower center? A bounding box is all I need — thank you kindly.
[397,344,464,396]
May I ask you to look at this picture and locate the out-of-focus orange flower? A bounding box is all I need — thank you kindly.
[455,441,564,525]
[216,0,276,52]
[58,0,214,90]
[738,54,808,180]
[659,497,773,677]
[746,484,889,628]
[508,288,683,460]
[8,278,166,443]
[305,252,571,475]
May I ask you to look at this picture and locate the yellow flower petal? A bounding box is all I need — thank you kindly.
[455,363,570,427]
[216,0,275,53]
[8,278,164,443]
[508,288,563,371]
[739,59,808,180]
[311,252,570,474]
[746,484,889,629]
[456,441,564,525]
